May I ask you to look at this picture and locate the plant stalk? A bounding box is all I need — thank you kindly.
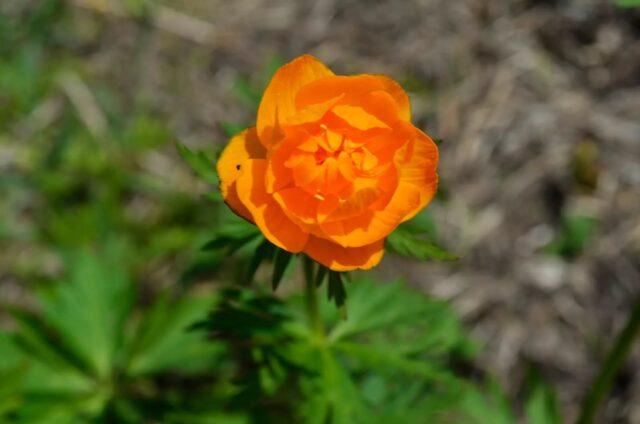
[577,298,640,424]
[302,256,325,341]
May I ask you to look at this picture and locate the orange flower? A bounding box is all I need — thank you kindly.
[217,55,438,271]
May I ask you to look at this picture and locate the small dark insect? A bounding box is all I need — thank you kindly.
[236,164,241,170]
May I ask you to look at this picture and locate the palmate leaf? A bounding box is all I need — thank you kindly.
[0,328,102,421]
[285,278,480,422]
[176,142,218,186]
[5,310,94,395]
[386,227,458,262]
[126,293,221,377]
[36,240,134,379]
[298,348,367,424]
[327,278,474,357]
[201,212,261,255]
[199,287,302,420]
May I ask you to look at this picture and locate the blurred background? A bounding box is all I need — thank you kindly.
[1,0,639,422]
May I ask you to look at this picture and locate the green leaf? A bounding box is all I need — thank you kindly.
[525,374,561,424]
[314,266,327,288]
[386,228,458,262]
[334,341,458,383]
[232,76,261,108]
[176,142,218,186]
[126,293,221,377]
[200,215,261,255]
[327,271,347,318]
[272,249,293,291]
[246,238,276,282]
[201,233,260,254]
[327,278,475,357]
[400,211,437,237]
[1,317,94,396]
[219,122,246,138]
[298,349,367,424]
[458,379,516,424]
[36,241,134,378]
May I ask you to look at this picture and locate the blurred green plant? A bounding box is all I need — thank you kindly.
[544,214,598,259]
[0,242,246,423]
[0,240,240,423]
[194,266,563,424]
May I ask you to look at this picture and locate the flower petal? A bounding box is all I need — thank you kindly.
[318,180,422,247]
[273,187,320,224]
[304,235,384,271]
[396,127,439,222]
[236,159,309,252]
[296,74,411,122]
[372,75,411,121]
[257,55,334,148]
[216,127,266,221]
[331,104,389,131]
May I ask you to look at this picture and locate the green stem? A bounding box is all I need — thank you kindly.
[577,298,640,424]
[302,256,325,340]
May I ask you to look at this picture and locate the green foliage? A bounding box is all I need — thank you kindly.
[524,369,561,424]
[220,121,246,138]
[196,276,521,423]
[327,270,347,316]
[0,241,229,423]
[272,248,293,291]
[387,225,458,262]
[544,215,598,259]
[176,142,219,187]
[387,211,458,262]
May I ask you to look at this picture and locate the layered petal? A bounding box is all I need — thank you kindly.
[295,74,411,123]
[236,159,309,252]
[303,235,384,271]
[319,180,422,247]
[396,127,439,222]
[216,127,266,221]
[217,55,438,271]
[257,55,334,148]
